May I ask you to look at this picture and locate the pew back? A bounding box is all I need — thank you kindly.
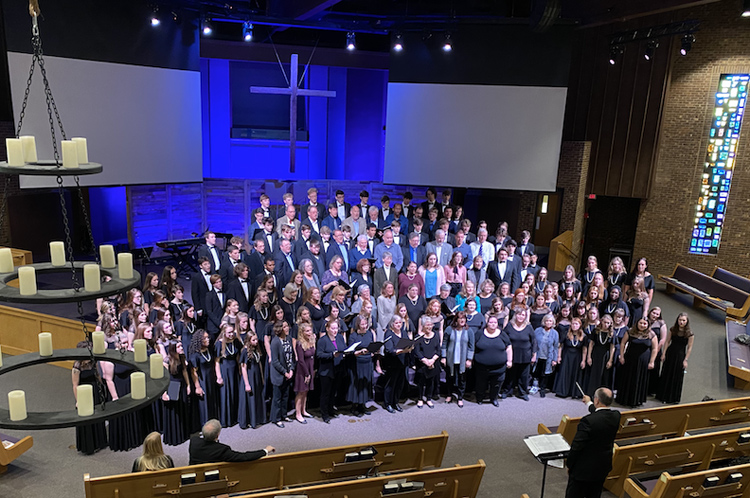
[606,426,750,497]
[230,460,486,498]
[659,264,749,314]
[713,267,750,295]
[84,432,449,498]
[540,397,750,443]
[624,462,750,498]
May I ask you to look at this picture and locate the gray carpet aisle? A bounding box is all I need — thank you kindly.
[0,286,744,498]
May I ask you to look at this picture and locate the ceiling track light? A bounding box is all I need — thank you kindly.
[242,21,253,42]
[346,32,356,51]
[442,33,452,52]
[202,17,213,36]
[680,34,695,56]
[644,40,659,61]
[609,45,624,65]
[393,33,404,52]
[150,6,160,27]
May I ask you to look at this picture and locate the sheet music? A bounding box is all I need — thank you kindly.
[524,433,571,457]
[344,341,361,353]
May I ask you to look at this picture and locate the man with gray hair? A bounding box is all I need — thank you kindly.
[189,419,275,465]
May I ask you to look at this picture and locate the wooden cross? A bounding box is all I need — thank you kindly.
[250,53,336,173]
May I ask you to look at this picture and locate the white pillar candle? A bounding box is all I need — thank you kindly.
[71,137,88,164]
[77,384,94,416]
[0,345,3,367]
[149,353,164,379]
[18,266,37,295]
[19,136,37,163]
[0,248,13,272]
[133,339,147,362]
[38,332,53,356]
[5,138,24,166]
[92,331,106,354]
[50,241,66,266]
[131,372,146,400]
[83,264,100,292]
[61,140,79,168]
[117,252,133,279]
[99,245,116,269]
[8,390,27,421]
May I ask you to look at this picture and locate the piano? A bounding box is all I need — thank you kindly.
[156,233,232,277]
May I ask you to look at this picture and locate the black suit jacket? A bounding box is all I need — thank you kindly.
[254,230,279,253]
[245,251,266,281]
[191,270,212,314]
[487,260,519,291]
[516,242,536,257]
[302,251,327,278]
[402,245,427,268]
[205,290,226,336]
[567,406,620,482]
[219,257,240,287]
[226,279,252,313]
[274,250,297,291]
[188,434,266,465]
[197,244,223,273]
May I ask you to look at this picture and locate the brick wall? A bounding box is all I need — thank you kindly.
[557,141,591,267]
[0,120,21,247]
[634,0,750,276]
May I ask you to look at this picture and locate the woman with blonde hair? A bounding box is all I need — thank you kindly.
[131,432,174,472]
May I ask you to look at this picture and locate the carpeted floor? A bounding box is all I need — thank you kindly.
[0,284,744,498]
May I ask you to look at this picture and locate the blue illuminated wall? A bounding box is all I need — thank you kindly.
[201,58,387,182]
[690,74,749,255]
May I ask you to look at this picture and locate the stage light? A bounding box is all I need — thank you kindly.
[346,32,356,51]
[150,7,160,26]
[202,18,213,36]
[243,22,253,42]
[609,45,623,65]
[743,0,750,17]
[442,33,452,52]
[644,40,658,61]
[680,34,695,56]
[393,33,404,52]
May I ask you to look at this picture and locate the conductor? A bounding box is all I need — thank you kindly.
[189,419,276,465]
[566,387,619,498]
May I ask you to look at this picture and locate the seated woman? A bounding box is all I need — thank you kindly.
[131,432,175,472]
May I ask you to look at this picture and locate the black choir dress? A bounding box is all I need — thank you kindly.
[304,303,328,335]
[610,325,629,389]
[616,335,653,407]
[75,367,108,455]
[585,331,612,395]
[627,297,645,326]
[215,340,241,427]
[553,336,588,398]
[648,322,666,396]
[347,330,374,405]
[163,362,190,446]
[108,357,145,452]
[466,312,486,336]
[238,348,267,429]
[414,334,441,399]
[656,334,690,404]
[189,349,219,426]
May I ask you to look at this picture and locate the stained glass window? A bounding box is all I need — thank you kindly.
[689,74,748,255]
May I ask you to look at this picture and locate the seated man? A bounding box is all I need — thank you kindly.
[189,419,275,465]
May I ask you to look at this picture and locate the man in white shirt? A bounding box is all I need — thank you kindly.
[470,228,495,269]
[301,205,321,235]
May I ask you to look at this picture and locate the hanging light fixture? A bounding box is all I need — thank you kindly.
[346,31,356,51]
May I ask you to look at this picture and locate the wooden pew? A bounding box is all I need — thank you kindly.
[229,461,485,498]
[624,462,750,498]
[0,433,33,474]
[658,264,750,318]
[713,267,750,294]
[726,320,750,389]
[606,426,750,497]
[84,432,449,498]
[538,396,750,443]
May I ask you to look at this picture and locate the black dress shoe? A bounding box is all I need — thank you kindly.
[521,394,529,401]
[477,400,483,405]
[394,404,403,412]
[492,399,500,407]
[385,405,395,413]
[540,390,546,398]
[296,418,308,424]
[322,417,331,424]
[275,422,285,428]
[501,393,508,399]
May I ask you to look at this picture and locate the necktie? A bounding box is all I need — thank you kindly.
[340,244,348,270]
[411,247,416,263]
[286,253,295,271]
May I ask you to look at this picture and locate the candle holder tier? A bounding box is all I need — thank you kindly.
[0,262,140,304]
[0,348,168,430]
[0,160,102,176]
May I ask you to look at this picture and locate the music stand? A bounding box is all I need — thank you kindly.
[523,433,570,498]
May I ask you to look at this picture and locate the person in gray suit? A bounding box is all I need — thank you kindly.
[374,251,399,297]
[467,255,487,287]
[441,311,475,408]
[425,229,453,267]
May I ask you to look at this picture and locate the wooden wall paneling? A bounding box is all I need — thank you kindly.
[128,185,168,249]
[168,183,203,240]
[204,180,247,242]
[620,48,652,197]
[587,37,614,195]
[607,44,641,196]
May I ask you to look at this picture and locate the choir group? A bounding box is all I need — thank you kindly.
[71,187,695,454]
